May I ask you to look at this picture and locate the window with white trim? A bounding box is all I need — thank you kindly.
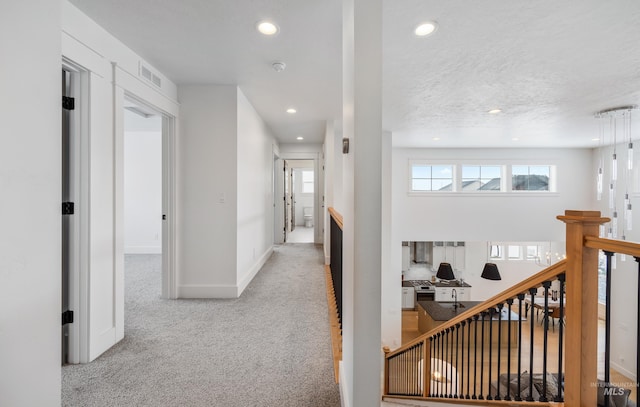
[411,164,454,191]
[461,165,502,191]
[302,170,314,193]
[507,245,521,260]
[512,165,551,191]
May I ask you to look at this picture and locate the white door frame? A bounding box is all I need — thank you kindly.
[61,58,90,364]
[118,91,177,300]
[277,152,323,244]
[273,149,285,244]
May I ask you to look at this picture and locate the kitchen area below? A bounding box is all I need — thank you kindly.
[401,240,472,344]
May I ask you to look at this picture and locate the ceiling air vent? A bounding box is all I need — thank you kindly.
[139,62,162,88]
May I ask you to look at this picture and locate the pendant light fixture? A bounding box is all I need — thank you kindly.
[595,105,638,243]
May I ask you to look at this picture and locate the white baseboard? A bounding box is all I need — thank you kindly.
[177,284,238,299]
[237,246,273,296]
[176,247,273,299]
[124,245,161,254]
[611,361,637,383]
[339,361,349,407]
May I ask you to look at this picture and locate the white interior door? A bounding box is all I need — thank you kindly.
[284,160,290,242]
[273,157,285,244]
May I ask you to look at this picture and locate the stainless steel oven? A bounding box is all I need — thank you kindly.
[412,280,435,302]
[415,289,435,302]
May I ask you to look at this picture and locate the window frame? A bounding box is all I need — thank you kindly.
[510,164,556,193]
[301,170,314,194]
[409,161,455,193]
[407,159,557,196]
[460,164,505,192]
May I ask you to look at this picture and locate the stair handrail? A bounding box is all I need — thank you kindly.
[385,260,567,359]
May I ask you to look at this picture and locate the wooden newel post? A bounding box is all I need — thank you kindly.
[557,210,610,407]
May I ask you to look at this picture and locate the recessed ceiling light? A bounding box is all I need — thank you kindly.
[432,137,440,141]
[286,108,297,114]
[488,109,502,114]
[592,138,600,141]
[257,21,279,36]
[272,62,286,72]
[512,138,519,141]
[415,22,438,37]
[296,136,304,140]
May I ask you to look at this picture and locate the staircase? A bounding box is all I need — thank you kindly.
[382,211,640,407]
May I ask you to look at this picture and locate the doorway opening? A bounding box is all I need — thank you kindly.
[123,98,163,300]
[283,159,315,243]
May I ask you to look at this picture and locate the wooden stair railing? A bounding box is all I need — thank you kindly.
[384,261,568,405]
[384,210,640,407]
[326,207,343,383]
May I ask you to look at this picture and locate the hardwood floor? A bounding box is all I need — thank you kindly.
[401,308,637,403]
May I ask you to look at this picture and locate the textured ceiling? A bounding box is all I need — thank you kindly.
[69,0,640,147]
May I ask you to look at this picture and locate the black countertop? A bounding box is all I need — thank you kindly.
[418,301,481,320]
[433,281,472,288]
[402,280,472,288]
[417,301,521,321]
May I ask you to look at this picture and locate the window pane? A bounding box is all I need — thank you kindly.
[303,182,313,193]
[433,179,452,191]
[411,164,452,191]
[479,178,501,190]
[432,165,453,178]
[302,171,313,182]
[463,165,502,191]
[462,166,480,179]
[530,166,550,177]
[412,179,431,191]
[526,246,538,260]
[512,165,550,191]
[461,180,481,190]
[512,165,528,176]
[507,245,521,259]
[481,166,501,179]
[489,245,502,259]
[412,166,430,179]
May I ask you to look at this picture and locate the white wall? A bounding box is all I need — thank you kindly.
[341,0,383,405]
[124,112,162,254]
[323,122,336,263]
[236,89,277,293]
[0,1,61,405]
[388,147,593,348]
[381,132,400,348]
[177,85,238,297]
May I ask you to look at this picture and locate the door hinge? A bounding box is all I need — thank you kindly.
[62,310,74,325]
[162,214,166,220]
[62,202,75,215]
[62,96,75,110]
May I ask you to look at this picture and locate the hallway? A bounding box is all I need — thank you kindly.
[62,244,340,406]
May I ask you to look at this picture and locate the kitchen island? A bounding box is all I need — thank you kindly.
[417,301,521,346]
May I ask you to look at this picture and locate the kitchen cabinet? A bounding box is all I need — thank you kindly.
[431,241,465,272]
[434,286,470,302]
[402,286,415,309]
